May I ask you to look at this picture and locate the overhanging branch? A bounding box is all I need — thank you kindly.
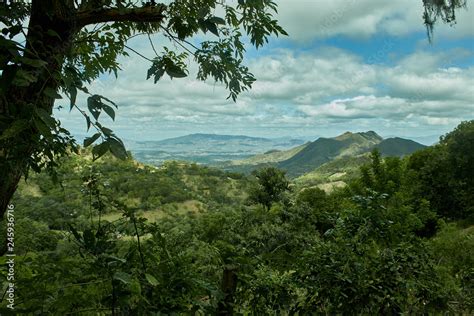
[76,5,166,28]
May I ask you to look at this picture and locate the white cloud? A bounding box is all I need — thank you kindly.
[275,0,474,41]
[53,17,473,141]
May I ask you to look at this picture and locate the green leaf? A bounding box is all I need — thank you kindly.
[209,16,226,25]
[147,67,155,80]
[198,7,209,19]
[20,57,48,68]
[87,95,101,120]
[204,20,219,36]
[145,273,159,286]
[154,68,165,83]
[69,86,77,110]
[35,108,56,128]
[67,224,82,242]
[102,104,115,120]
[46,29,61,39]
[108,138,128,160]
[166,64,187,79]
[83,133,101,147]
[92,141,109,160]
[85,115,91,131]
[43,87,62,99]
[33,118,52,137]
[12,69,37,86]
[78,86,89,94]
[0,119,29,140]
[104,255,127,265]
[99,95,117,108]
[113,271,132,285]
[99,125,114,137]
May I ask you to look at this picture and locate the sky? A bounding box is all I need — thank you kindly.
[55,0,474,144]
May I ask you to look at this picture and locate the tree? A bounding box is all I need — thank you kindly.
[0,0,288,219]
[248,167,289,211]
[357,149,402,197]
[0,0,467,219]
[407,120,474,220]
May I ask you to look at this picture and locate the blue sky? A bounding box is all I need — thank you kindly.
[55,0,474,144]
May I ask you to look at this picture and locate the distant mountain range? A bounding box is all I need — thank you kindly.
[125,133,307,165]
[219,131,426,178]
[123,131,426,179]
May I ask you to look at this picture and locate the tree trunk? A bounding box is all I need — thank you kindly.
[0,0,76,220]
[0,1,166,220]
[217,266,238,315]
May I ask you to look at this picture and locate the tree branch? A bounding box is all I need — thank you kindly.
[76,4,166,28]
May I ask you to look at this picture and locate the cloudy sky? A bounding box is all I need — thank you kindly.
[55,0,474,144]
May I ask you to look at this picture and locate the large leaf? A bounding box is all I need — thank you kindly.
[145,273,159,286]
[209,16,226,25]
[87,95,101,120]
[204,19,219,36]
[166,64,187,79]
[69,85,77,110]
[20,57,47,68]
[92,141,110,160]
[102,104,115,120]
[43,87,62,99]
[108,138,128,160]
[113,271,132,285]
[83,133,101,147]
[35,108,56,128]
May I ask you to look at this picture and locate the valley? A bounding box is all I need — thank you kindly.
[133,130,426,190]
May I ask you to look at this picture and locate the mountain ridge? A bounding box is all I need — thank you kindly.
[216,131,425,178]
[278,131,386,177]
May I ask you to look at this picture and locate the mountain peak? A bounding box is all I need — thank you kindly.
[333,131,353,141]
[359,131,383,141]
[333,130,382,142]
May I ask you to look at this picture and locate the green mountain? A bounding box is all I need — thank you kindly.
[279,131,383,177]
[375,137,426,157]
[217,131,426,179]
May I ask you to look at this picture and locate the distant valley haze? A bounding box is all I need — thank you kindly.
[113,131,427,171]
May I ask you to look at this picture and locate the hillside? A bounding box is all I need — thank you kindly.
[12,152,252,230]
[215,142,309,173]
[294,154,372,188]
[214,131,426,179]
[279,131,383,177]
[375,137,427,156]
[229,143,309,165]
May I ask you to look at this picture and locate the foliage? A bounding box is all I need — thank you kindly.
[248,167,290,210]
[3,120,474,313]
[0,0,288,218]
[406,120,474,220]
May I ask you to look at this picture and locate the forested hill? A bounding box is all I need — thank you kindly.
[278,131,383,177]
[218,131,426,177]
[375,137,427,156]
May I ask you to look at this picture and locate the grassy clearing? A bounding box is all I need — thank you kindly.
[97,200,205,223]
